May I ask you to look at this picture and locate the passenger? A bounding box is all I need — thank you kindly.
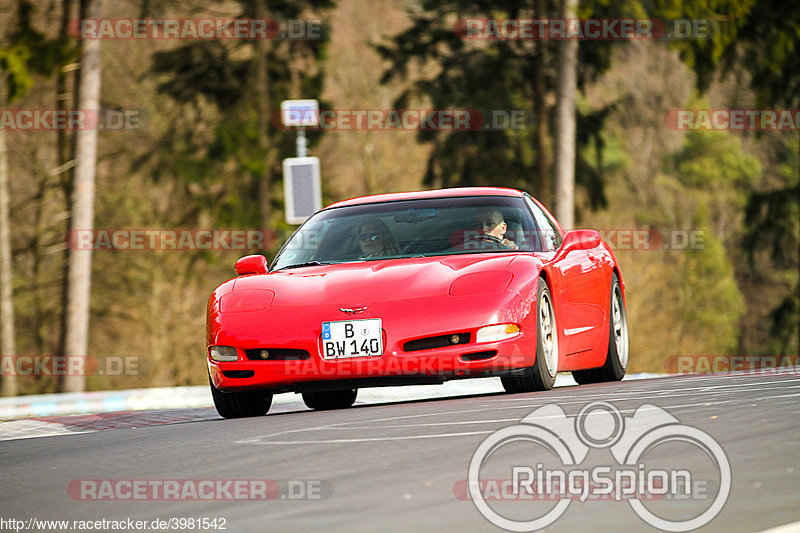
[356,219,401,258]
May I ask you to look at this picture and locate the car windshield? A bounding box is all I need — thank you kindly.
[271,195,551,271]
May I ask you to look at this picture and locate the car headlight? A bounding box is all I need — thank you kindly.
[475,324,520,343]
[209,346,238,362]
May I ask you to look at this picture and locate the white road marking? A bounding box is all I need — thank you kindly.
[758,520,800,533]
[236,374,800,445]
[4,369,798,442]
[239,430,497,445]
[0,419,92,441]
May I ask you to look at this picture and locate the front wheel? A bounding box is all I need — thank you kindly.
[210,378,272,419]
[501,277,558,393]
[573,272,628,384]
[302,389,358,410]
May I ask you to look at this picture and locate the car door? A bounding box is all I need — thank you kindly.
[525,196,605,355]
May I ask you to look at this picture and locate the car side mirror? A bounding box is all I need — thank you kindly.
[554,230,601,259]
[234,255,268,275]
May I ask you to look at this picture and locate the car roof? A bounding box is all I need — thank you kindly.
[325,187,526,209]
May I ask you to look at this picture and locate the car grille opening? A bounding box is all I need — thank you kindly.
[222,370,255,378]
[460,350,497,361]
[403,333,471,352]
[245,348,311,361]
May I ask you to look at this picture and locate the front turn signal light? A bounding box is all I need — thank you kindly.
[475,324,520,343]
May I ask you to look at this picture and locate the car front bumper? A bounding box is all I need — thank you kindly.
[208,334,536,393]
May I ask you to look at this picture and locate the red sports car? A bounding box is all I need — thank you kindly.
[206,187,629,418]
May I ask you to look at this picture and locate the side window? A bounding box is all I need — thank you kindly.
[525,196,562,251]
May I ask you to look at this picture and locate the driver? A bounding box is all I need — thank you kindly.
[356,218,401,258]
[474,208,518,250]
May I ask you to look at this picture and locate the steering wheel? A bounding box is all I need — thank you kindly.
[475,234,503,244]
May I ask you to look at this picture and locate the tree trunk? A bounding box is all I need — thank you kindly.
[34,0,74,356]
[254,0,274,240]
[0,74,17,397]
[61,0,102,393]
[57,0,77,365]
[533,0,550,208]
[554,0,578,230]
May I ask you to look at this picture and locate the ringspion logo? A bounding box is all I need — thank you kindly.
[466,402,730,531]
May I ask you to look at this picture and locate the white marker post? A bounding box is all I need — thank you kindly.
[281,100,321,224]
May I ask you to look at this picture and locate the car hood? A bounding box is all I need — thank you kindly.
[233,254,519,306]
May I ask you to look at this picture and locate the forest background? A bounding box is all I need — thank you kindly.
[0,0,797,395]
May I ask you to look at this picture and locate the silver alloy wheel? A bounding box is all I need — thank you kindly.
[539,290,558,377]
[612,286,629,369]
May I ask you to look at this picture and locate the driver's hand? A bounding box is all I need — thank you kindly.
[479,234,502,242]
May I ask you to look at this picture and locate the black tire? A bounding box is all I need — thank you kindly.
[210,378,272,419]
[302,389,358,410]
[502,277,558,393]
[572,273,629,384]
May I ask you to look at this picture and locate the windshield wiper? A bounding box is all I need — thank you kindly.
[273,260,325,272]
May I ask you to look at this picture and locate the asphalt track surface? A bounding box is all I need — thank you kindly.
[2,369,799,533]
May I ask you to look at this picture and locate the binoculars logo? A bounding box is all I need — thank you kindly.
[467,401,730,532]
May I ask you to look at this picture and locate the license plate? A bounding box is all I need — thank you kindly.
[322,319,383,359]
